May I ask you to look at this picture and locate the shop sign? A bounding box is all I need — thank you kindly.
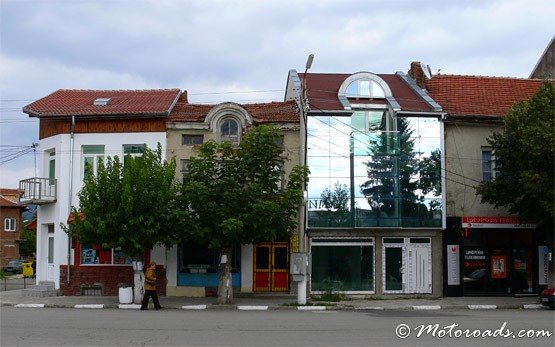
[447,245,460,285]
[462,216,536,229]
[538,246,550,286]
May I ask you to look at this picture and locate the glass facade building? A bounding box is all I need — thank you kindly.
[307,113,442,229]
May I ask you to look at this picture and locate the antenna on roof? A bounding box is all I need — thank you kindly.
[420,62,432,79]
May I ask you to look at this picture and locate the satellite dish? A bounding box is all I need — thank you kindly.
[420,62,432,79]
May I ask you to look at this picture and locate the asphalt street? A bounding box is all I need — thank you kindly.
[1,307,553,347]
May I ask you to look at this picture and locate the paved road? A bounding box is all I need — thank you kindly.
[1,307,553,347]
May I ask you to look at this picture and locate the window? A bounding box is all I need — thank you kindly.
[311,238,374,293]
[4,218,16,231]
[180,242,241,274]
[346,79,386,98]
[80,244,132,265]
[220,118,239,145]
[482,147,495,181]
[123,144,145,158]
[181,159,190,183]
[82,145,105,178]
[182,134,204,145]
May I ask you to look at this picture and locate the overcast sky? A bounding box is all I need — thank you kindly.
[0,0,553,188]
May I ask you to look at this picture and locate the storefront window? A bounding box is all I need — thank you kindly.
[80,244,132,265]
[179,242,241,274]
[311,239,374,293]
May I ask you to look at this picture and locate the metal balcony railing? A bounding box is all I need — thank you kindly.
[18,177,57,205]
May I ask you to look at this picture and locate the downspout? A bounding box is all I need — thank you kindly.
[67,115,75,284]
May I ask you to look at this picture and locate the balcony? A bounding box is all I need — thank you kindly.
[19,178,57,205]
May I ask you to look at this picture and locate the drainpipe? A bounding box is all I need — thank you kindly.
[67,115,75,284]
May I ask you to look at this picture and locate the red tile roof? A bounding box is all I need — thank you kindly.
[23,89,182,118]
[168,94,299,123]
[301,73,434,113]
[0,196,18,207]
[425,75,554,117]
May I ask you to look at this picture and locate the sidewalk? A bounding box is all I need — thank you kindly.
[0,289,547,311]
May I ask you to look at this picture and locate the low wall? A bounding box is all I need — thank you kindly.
[59,265,166,296]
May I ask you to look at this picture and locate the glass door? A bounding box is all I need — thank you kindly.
[383,238,404,293]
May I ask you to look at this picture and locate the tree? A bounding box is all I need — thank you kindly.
[69,144,184,303]
[361,117,421,219]
[180,125,308,304]
[476,81,555,227]
[19,229,36,258]
[320,181,350,226]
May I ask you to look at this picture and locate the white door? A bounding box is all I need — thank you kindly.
[47,234,55,282]
[406,243,432,293]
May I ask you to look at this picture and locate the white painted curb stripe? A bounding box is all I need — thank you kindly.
[14,304,45,308]
[118,304,141,309]
[298,306,326,311]
[182,305,207,310]
[355,306,384,310]
[523,304,543,309]
[468,305,497,310]
[413,305,441,310]
[238,305,268,311]
[75,304,104,309]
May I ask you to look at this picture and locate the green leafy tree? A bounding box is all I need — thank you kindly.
[19,229,36,258]
[477,81,555,228]
[69,144,183,303]
[320,181,350,226]
[180,125,308,304]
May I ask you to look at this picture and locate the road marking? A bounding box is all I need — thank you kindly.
[413,305,441,310]
[523,304,543,309]
[182,305,207,310]
[238,305,269,311]
[14,304,45,308]
[118,304,141,309]
[75,304,104,309]
[468,305,497,310]
[298,306,326,311]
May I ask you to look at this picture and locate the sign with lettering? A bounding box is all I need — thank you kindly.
[491,255,507,279]
[538,246,549,286]
[462,216,536,229]
[447,245,460,285]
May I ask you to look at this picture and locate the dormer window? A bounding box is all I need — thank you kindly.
[220,118,239,145]
[346,79,386,98]
[93,98,111,106]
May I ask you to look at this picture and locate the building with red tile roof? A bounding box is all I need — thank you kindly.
[166,95,301,295]
[0,188,26,266]
[284,68,444,299]
[408,61,555,295]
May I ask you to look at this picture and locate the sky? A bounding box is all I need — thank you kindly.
[0,0,553,188]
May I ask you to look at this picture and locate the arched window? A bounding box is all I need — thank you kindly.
[346,79,386,98]
[220,118,239,145]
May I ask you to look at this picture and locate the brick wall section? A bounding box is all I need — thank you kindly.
[59,265,167,296]
[0,205,23,266]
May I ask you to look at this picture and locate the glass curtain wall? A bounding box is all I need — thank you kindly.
[307,112,442,228]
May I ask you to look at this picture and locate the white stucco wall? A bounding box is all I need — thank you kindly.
[36,132,166,289]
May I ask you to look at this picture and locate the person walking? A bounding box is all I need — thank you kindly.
[141,262,162,310]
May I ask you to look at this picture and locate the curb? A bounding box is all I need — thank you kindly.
[2,302,549,311]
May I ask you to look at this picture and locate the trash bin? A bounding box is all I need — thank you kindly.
[22,262,33,278]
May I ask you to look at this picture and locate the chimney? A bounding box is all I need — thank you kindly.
[408,61,428,89]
